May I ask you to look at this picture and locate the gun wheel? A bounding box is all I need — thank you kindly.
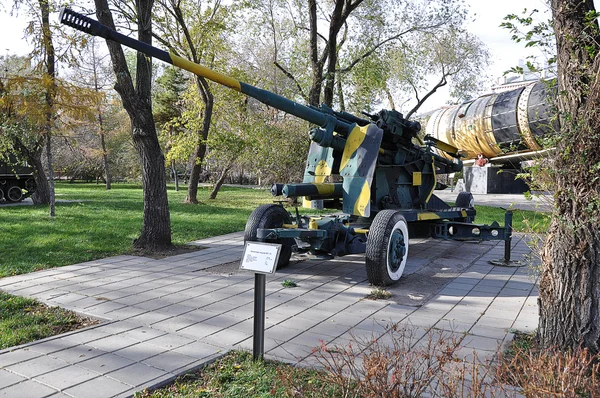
[455,192,474,208]
[244,204,293,268]
[7,185,23,203]
[365,210,409,286]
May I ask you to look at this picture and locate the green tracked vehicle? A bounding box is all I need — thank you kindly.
[0,155,36,203]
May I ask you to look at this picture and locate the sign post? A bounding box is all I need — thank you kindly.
[240,241,281,361]
[253,273,266,360]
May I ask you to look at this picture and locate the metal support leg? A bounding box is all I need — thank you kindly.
[253,273,266,361]
[504,211,513,263]
[489,210,522,267]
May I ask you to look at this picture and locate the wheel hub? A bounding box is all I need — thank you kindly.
[388,229,406,272]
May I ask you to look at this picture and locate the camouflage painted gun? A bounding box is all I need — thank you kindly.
[61,8,512,286]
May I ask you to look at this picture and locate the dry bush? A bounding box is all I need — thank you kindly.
[282,323,464,397]
[278,322,600,397]
[495,345,600,398]
[436,351,517,398]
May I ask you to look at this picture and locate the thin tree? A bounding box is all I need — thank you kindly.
[151,0,228,204]
[154,66,188,192]
[38,0,56,216]
[94,0,172,250]
[89,39,113,190]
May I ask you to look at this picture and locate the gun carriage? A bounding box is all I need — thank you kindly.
[61,8,512,286]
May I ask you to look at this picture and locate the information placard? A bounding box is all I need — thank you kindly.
[240,242,281,274]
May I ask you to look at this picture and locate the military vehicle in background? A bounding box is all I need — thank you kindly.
[0,154,36,203]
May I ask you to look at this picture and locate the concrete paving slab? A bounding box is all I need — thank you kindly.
[63,376,132,398]
[141,351,197,373]
[462,335,503,353]
[176,323,224,340]
[0,379,58,398]
[77,353,136,375]
[105,362,169,387]
[112,343,167,362]
[172,341,221,359]
[146,334,195,350]
[49,345,106,365]
[25,339,75,356]
[0,349,43,368]
[87,335,139,353]
[4,355,70,379]
[33,365,100,390]
[267,341,314,363]
[0,369,27,389]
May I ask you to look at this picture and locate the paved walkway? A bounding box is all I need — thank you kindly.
[0,232,539,397]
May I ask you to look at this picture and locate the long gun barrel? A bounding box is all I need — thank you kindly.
[60,7,462,218]
[59,8,354,136]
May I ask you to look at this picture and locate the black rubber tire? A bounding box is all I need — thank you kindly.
[455,192,474,208]
[244,204,293,268]
[365,210,409,286]
[7,186,23,202]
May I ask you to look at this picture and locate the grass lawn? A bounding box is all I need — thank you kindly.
[473,204,549,234]
[0,182,549,277]
[0,291,98,350]
[136,350,342,398]
[0,183,274,277]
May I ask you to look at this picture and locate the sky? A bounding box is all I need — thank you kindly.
[466,0,554,80]
[416,0,557,111]
[0,0,597,111]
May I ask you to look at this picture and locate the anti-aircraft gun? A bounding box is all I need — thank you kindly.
[60,8,512,286]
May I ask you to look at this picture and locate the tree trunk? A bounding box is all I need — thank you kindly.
[39,0,56,217]
[185,76,214,204]
[307,0,323,107]
[29,151,50,204]
[185,152,202,204]
[336,61,345,111]
[307,0,362,107]
[209,164,232,200]
[538,0,600,353]
[164,2,215,205]
[131,127,171,249]
[100,129,111,190]
[172,160,179,191]
[45,134,55,216]
[95,0,171,250]
[92,40,111,190]
[322,1,344,107]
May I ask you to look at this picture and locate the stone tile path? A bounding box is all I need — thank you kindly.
[0,231,538,397]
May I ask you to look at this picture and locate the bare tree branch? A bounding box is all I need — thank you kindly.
[297,25,327,43]
[151,32,181,57]
[406,75,447,119]
[338,18,456,76]
[338,27,416,74]
[274,61,308,101]
[338,21,348,49]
